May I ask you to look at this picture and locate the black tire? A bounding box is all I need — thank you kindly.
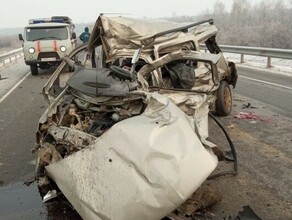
[30,65,38,75]
[215,80,232,116]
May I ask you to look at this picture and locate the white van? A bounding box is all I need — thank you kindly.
[19,16,76,75]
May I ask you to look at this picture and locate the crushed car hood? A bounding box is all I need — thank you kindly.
[45,93,218,220]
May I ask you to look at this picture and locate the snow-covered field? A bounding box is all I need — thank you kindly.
[225,53,292,76]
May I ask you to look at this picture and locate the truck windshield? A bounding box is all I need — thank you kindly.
[26,27,68,41]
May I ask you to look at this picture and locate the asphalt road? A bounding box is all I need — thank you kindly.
[0,63,50,184]
[0,63,291,219]
[236,66,292,118]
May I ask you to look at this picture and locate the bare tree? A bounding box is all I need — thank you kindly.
[166,0,292,48]
[213,0,226,15]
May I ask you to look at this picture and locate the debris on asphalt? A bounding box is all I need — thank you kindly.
[43,190,58,203]
[227,124,235,129]
[37,176,50,187]
[234,98,246,102]
[234,112,260,120]
[242,103,257,109]
[234,112,273,123]
[23,178,35,186]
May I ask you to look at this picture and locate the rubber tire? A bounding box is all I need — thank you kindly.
[215,80,232,116]
[30,65,38,75]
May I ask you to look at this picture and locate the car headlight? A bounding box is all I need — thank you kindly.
[60,46,66,52]
[28,47,35,54]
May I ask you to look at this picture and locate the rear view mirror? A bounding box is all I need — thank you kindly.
[71,32,76,39]
[18,34,23,41]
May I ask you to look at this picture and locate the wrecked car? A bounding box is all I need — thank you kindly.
[34,15,237,219]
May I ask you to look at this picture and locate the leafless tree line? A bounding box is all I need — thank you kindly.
[1,0,292,51]
[167,0,292,49]
[0,35,21,50]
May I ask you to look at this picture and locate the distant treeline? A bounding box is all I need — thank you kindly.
[0,35,21,50]
[166,0,292,49]
[1,0,291,50]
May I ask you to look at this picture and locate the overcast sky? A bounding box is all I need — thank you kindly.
[0,0,281,29]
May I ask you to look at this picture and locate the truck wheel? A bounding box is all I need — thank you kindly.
[215,80,232,116]
[30,65,38,75]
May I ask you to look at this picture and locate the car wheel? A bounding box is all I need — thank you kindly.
[30,65,38,75]
[215,80,232,116]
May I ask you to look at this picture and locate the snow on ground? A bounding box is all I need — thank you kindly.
[224,53,292,76]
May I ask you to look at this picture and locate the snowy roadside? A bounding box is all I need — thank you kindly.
[224,53,292,77]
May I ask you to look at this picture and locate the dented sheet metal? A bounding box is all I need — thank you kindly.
[34,15,238,219]
[89,16,217,61]
[45,93,218,220]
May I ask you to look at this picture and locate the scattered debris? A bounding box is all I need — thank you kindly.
[43,190,58,203]
[242,103,257,109]
[234,112,273,123]
[234,98,246,102]
[228,124,235,129]
[23,178,35,186]
[37,176,50,187]
[234,112,260,120]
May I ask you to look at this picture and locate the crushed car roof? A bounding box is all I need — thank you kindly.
[88,15,218,55]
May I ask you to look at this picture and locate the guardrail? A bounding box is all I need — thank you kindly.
[203,45,292,68]
[0,48,23,66]
[1,45,292,68]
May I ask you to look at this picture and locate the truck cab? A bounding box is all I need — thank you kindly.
[19,16,76,75]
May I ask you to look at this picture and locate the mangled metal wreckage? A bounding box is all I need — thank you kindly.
[35,15,237,219]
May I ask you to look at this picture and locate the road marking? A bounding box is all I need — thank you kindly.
[240,75,292,91]
[0,71,31,104]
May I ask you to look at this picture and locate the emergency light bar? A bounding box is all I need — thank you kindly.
[29,16,72,24]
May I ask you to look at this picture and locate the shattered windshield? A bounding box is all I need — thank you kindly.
[26,27,68,41]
